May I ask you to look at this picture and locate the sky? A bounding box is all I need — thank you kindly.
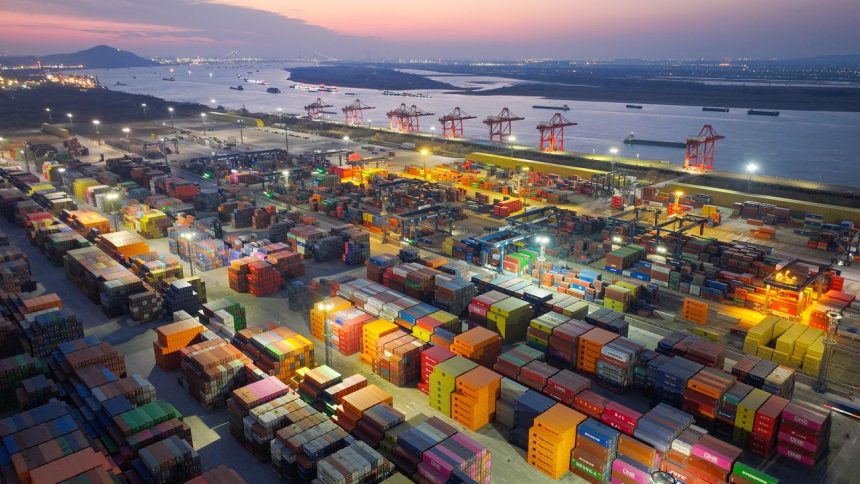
[2,0,859,60]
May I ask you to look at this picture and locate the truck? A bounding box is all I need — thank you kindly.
[401,142,416,150]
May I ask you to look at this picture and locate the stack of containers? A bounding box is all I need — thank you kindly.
[360,320,400,366]
[493,344,545,380]
[187,465,246,483]
[747,394,789,458]
[333,308,374,357]
[487,297,533,343]
[527,312,568,353]
[450,366,502,431]
[392,417,457,477]
[134,435,201,483]
[434,276,476,316]
[191,239,229,272]
[412,310,459,343]
[199,298,247,333]
[366,254,400,283]
[601,401,641,436]
[714,381,753,440]
[688,434,743,483]
[543,369,590,406]
[450,327,503,367]
[634,403,694,453]
[467,291,508,328]
[247,260,282,297]
[397,302,437,331]
[353,402,404,447]
[164,279,202,317]
[596,337,642,392]
[299,365,341,403]
[547,319,593,369]
[655,356,704,407]
[247,327,314,384]
[571,418,620,484]
[180,339,251,408]
[528,404,586,479]
[516,360,560,392]
[613,434,660,483]
[509,390,555,450]
[267,250,304,280]
[577,327,617,375]
[573,390,609,420]
[18,307,84,357]
[153,318,204,370]
[335,384,393,432]
[417,346,454,394]
[683,367,736,429]
[227,376,291,441]
[495,378,528,429]
[732,388,771,447]
[418,432,491,484]
[428,355,477,417]
[0,354,47,410]
[126,287,164,324]
[377,333,427,386]
[316,441,394,484]
[777,400,831,466]
[98,231,150,262]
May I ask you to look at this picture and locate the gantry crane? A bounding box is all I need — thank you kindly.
[342,99,375,126]
[304,98,333,120]
[438,107,476,138]
[684,124,725,171]
[386,104,434,132]
[483,108,524,143]
[537,113,577,152]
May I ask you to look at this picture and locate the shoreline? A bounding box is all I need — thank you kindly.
[3,85,859,204]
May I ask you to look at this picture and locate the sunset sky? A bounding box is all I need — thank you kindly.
[2,0,859,59]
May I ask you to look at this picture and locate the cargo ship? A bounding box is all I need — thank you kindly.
[266,87,281,94]
[748,109,780,116]
[703,107,729,112]
[624,133,686,148]
[626,104,643,109]
[533,104,570,111]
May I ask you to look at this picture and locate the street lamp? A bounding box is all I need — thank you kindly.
[122,127,130,140]
[609,147,619,171]
[277,108,289,155]
[92,119,101,145]
[141,103,147,118]
[508,135,516,157]
[105,192,120,231]
[317,302,335,367]
[201,113,207,138]
[420,148,429,181]
[210,98,217,106]
[237,119,244,144]
[168,107,174,128]
[673,190,684,214]
[535,235,550,285]
[746,162,758,193]
[430,126,436,143]
[342,135,350,151]
[45,108,52,122]
[521,166,530,204]
[66,113,74,132]
[182,232,197,276]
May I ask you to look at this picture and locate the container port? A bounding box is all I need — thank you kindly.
[0,111,856,484]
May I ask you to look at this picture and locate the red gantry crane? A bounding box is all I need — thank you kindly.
[304,98,333,120]
[386,103,434,132]
[684,124,725,171]
[536,112,577,152]
[483,107,524,143]
[342,99,375,126]
[438,107,476,138]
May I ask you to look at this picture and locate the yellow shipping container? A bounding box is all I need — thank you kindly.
[757,346,774,360]
[775,324,806,354]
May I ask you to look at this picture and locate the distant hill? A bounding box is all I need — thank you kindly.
[0,45,157,68]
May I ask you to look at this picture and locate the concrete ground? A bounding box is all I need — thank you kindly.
[2,118,859,483]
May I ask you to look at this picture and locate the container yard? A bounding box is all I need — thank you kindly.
[0,116,856,484]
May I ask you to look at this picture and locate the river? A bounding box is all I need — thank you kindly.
[80,63,860,186]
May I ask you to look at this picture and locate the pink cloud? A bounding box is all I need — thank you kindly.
[0,11,219,50]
